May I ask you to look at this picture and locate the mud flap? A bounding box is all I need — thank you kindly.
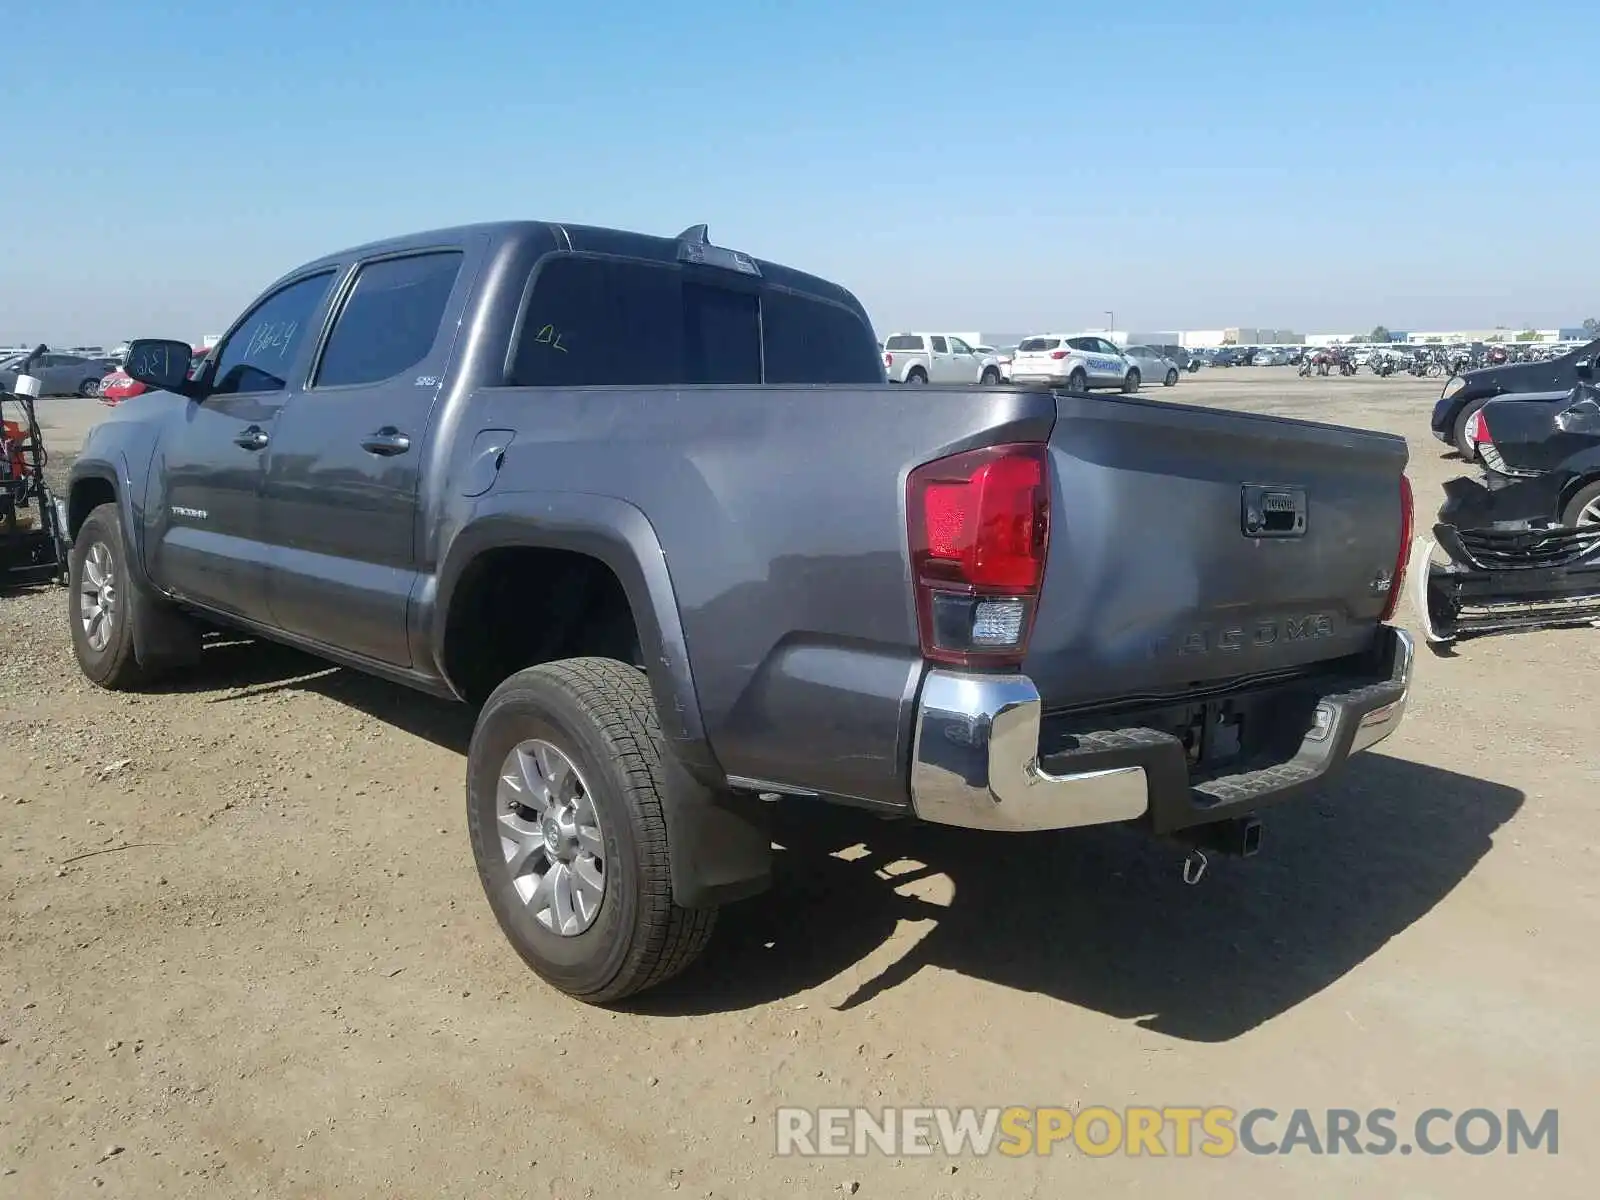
[661,756,773,908]
[128,570,203,672]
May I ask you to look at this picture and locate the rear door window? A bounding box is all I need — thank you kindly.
[314,251,463,388]
[929,336,949,353]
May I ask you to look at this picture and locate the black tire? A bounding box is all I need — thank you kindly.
[905,368,927,385]
[1122,370,1140,393]
[1560,480,1600,528]
[466,658,717,1003]
[1068,368,1088,392]
[1451,398,1488,459]
[68,504,149,690]
[980,366,1000,385]
[79,377,102,398]
[1164,368,1179,387]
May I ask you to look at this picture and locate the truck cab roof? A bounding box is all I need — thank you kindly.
[282,220,867,319]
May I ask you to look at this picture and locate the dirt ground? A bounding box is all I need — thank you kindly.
[3,371,1596,1199]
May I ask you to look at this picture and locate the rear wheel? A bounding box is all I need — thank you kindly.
[1561,480,1600,528]
[1067,368,1088,392]
[466,658,717,1003]
[1164,368,1179,387]
[905,367,927,385]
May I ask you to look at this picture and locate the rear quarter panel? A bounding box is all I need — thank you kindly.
[461,383,1056,807]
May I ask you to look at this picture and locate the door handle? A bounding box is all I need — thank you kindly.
[361,428,411,456]
[233,426,269,450]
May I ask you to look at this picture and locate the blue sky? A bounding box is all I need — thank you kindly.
[4,0,1596,344]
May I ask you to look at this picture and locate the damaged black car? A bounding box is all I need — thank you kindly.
[1430,336,1600,459]
[1416,377,1600,646]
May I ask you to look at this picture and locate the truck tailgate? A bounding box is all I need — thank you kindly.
[1024,393,1409,710]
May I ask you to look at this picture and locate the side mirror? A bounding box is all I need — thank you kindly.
[1575,358,1593,380]
[124,339,197,392]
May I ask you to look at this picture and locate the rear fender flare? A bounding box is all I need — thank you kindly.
[432,492,718,782]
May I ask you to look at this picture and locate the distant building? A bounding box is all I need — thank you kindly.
[1399,329,1579,345]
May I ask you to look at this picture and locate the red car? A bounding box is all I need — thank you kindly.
[99,347,209,406]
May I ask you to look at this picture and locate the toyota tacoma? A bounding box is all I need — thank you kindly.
[65,220,1416,1002]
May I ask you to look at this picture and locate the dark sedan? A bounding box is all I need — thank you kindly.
[1431,337,1600,458]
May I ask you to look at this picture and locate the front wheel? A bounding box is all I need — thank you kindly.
[466,658,717,1003]
[68,504,148,689]
[1164,368,1179,387]
[980,366,1000,385]
[79,377,103,398]
[1451,399,1487,458]
[1122,370,1140,393]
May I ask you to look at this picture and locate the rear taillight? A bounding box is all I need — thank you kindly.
[907,443,1050,667]
[1049,350,1069,360]
[884,352,893,368]
[1465,409,1487,446]
[1379,474,1413,623]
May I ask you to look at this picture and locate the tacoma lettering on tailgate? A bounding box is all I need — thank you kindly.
[1152,613,1335,658]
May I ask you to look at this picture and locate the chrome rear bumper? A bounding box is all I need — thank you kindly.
[909,629,1414,833]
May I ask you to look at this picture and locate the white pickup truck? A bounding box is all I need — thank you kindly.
[882,332,1005,385]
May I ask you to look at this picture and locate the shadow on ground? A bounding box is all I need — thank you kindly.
[168,637,1522,1041]
[635,755,1521,1040]
[169,635,477,749]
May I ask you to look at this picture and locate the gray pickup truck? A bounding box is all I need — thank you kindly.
[66,220,1416,1002]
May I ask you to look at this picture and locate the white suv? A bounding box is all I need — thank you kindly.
[881,333,1005,384]
[1008,334,1140,392]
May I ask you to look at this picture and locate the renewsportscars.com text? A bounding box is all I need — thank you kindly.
[775,1106,1559,1158]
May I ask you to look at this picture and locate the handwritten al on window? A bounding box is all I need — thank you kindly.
[533,324,568,353]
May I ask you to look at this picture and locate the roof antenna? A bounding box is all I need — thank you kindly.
[676,224,710,245]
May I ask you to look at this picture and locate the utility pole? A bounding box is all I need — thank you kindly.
[1105,310,1115,335]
